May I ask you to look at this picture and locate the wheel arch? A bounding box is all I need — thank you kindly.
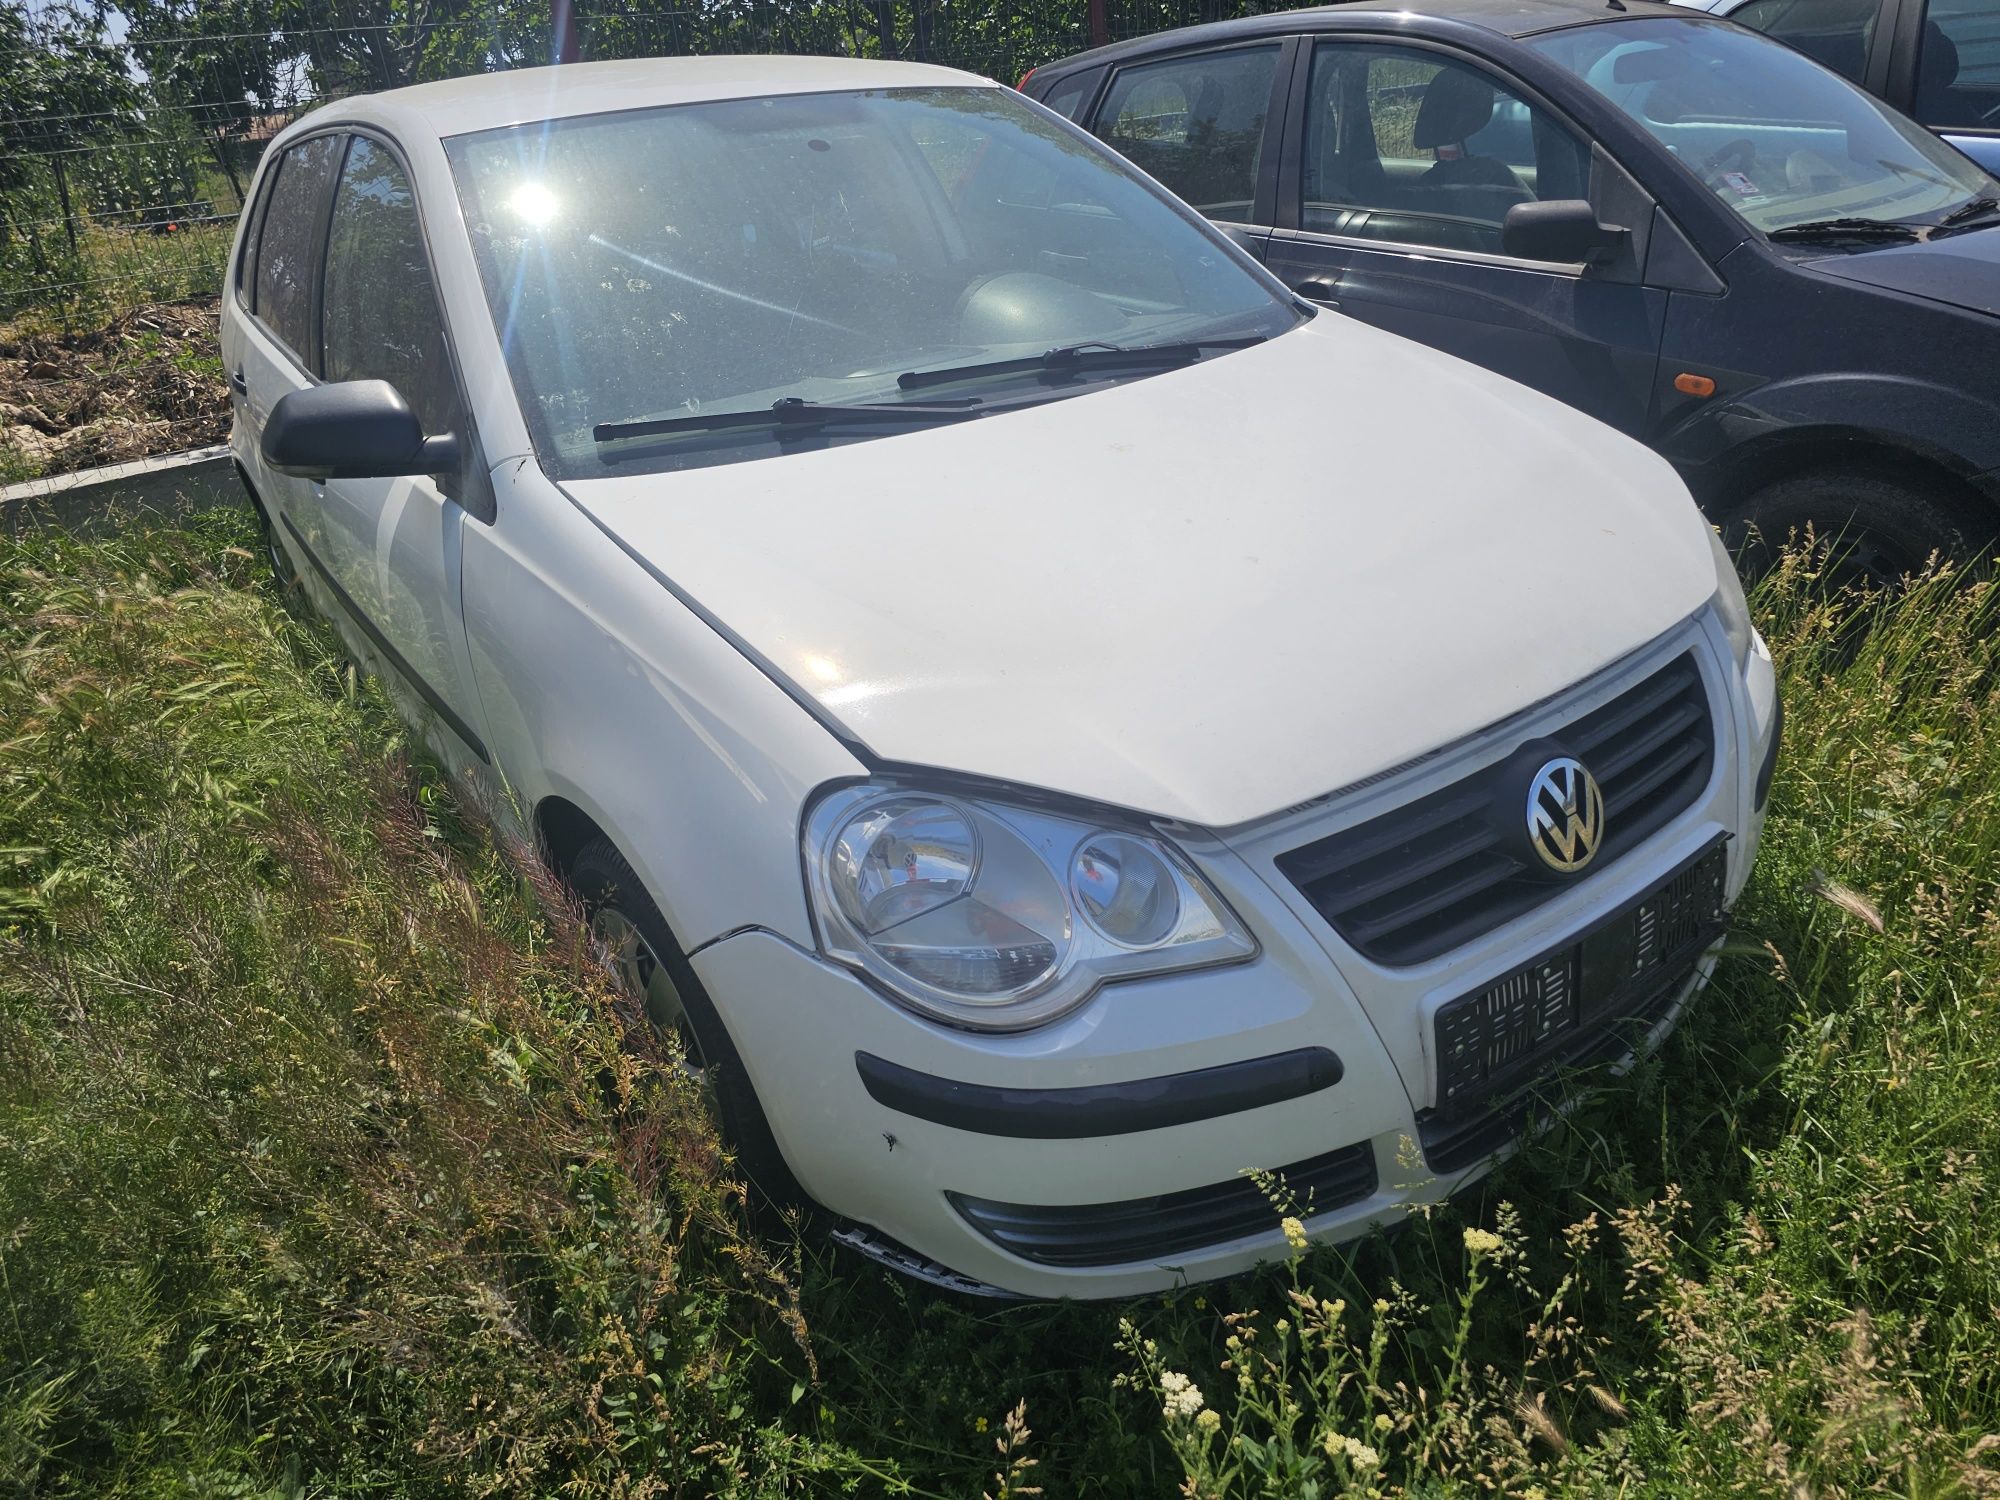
[534,792,609,883]
[1685,425,2000,519]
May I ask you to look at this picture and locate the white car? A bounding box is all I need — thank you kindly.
[222,55,1778,1300]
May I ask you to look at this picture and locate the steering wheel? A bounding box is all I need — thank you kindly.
[1696,137,1758,186]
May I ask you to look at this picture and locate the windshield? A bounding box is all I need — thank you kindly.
[445,87,1300,478]
[1525,17,1996,235]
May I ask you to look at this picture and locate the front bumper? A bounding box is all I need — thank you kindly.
[690,615,1774,1299]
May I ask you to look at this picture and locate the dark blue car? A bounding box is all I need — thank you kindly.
[1023,0,2000,578]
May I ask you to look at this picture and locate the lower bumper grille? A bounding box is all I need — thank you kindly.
[950,1142,1379,1269]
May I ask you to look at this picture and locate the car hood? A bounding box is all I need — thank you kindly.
[1801,225,2000,318]
[562,317,1716,829]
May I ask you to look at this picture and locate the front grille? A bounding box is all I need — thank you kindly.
[1277,652,1713,966]
[950,1142,1378,1268]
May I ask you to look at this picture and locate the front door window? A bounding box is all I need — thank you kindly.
[1729,0,1884,84]
[321,137,462,440]
[1916,0,2000,129]
[1301,43,1592,255]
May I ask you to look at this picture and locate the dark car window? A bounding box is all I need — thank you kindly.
[1094,46,1279,220]
[321,138,463,440]
[1040,71,1097,120]
[1916,0,2000,127]
[1301,43,1592,255]
[252,133,345,366]
[1730,0,1882,83]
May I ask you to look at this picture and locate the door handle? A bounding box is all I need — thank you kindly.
[229,367,248,395]
[1293,278,1342,308]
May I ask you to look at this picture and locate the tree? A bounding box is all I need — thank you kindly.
[118,0,289,202]
[0,0,136,261]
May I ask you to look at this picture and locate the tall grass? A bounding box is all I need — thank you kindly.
[3,512,1998,1497]
[0,514,865,1495]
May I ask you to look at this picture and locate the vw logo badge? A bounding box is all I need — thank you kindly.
[1526,756,1604,874]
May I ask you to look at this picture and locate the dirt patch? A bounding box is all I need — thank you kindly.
[0,298,228,482]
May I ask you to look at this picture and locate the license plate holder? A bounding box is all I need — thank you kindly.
[1431,839,1729,1122]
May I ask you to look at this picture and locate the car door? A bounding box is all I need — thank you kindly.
[1261,38,1668,438]
[1084,40,1291,260]
[297,132,492,769]
[234,132,345,532]
[1892,0,2000,170]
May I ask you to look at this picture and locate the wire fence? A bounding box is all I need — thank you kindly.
[0,0,1306,477]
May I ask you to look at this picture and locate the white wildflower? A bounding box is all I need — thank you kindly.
[1160,1369,1205,1422]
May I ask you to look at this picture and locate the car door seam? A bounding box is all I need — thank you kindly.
[278,511,491,763]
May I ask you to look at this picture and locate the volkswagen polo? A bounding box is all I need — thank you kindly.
[222,55,1778,1298]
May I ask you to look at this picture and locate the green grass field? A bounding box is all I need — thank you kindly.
[3,507,1997,1498]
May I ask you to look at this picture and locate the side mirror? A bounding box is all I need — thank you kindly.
[262,379,460,480]
[1501,200,1629,264]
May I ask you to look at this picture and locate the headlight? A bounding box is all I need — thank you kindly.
[803,782,1257,1030]
[1707,524,1759,675]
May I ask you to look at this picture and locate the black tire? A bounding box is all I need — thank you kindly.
[569,836,804,1205]
[1722,468,1994,588]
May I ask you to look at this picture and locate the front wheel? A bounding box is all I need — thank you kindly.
[569,837,802,1205]
[1722,469,1993,588]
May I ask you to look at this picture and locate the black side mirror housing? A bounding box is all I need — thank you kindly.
[1501,200,1629,265]
[262,379,460,480]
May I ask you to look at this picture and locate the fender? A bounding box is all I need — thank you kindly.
[1654,371,2000,501]
[459,459,866,956]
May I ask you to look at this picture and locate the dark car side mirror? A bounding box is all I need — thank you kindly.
[1502,200,1629,265]
[262,379,460,481]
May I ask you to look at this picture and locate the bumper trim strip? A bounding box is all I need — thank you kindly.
[855,1046,1344,1139]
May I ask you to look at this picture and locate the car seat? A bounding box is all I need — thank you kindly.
[1919,22,1982,128]
[1414,69,1526,186]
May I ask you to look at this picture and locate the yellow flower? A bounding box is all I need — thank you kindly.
[1462,1226,1504,1256]
[1282,1216,1309,1251]
[974,1415,989,1433]
[1195,1408,1222,1434]
[1194,1295,1207,1310]
[1373,1413,1392,1433]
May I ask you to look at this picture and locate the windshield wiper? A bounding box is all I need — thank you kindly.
[1932,196,2000,235]
[897,335,1266,393]
[1766,217,1923,244]
[594,394,984,445]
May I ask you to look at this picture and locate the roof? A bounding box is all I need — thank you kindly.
[297,55,993,140]
[1036,0,1695,73]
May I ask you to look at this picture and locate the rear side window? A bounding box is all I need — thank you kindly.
[321,137,463,438]
[252,134,346,365]
[1729,0,1882,83]
[1094,46,1280,220]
